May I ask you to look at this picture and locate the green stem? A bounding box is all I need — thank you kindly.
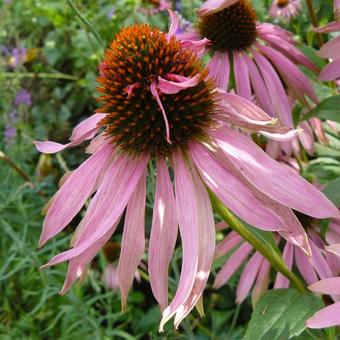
[66,0,104,49]
[305,0,324,47]
[0,150,31,182]
[210,192,307,293]
[0,72,78,80]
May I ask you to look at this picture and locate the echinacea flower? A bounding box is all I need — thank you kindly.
[313,0,340,81]
[214,212,340,305]
[34,13,338,329]
[183,0,319,131]
[269,0,301,21]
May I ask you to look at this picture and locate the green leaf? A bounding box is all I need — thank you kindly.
[323,177,340,206]
[303,95,340,122]
[243,289,324,340]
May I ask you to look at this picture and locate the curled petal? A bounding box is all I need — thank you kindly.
[167,9,179,37]
[180,38,211,56]
[158,73,200,94]
[34,113,105,154]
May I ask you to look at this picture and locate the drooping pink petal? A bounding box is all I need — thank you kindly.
[159,151,199,331]
[274,243,294,289]
[41,154,149,267]
[318,36,340,59]
[308,277,340,295]
[34,113,105,154]
[215,231,243,259]
[252,49,293,128]
[207,52,230,89]
[150,81,171,144]
[258,31,319,73]
[313,21,340,33]
[173,165,215,328]
[213,242,253,289]
[258,44,319,105]
[295,247,318,285]
[251,259,271,305]
[190,142,284,230]
[212,127,340,219]
[260,129,300,142]
[306,302,340,328]
[299,121,315,156]
[149,157,178,311]
[309,240,334,280]
[319,59,340,81]
[38,143,113,247]
[309,118,328,143]
[243,54,274,116]
[167,9,179,37]
[158,73,200,94]
[85,134,107,154]
[236,252,263,304]
[233,51,252,100]
[59,219,120,294]
[198,0,240,17]
[117,171,146,309]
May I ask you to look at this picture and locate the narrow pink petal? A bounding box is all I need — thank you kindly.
[198,0,239,17]
[319,59,340,81]
[266,140,281,159]
[213,242,253,289]
[149,157,178,311]
[212,127,340,219]
[190,142,284,230]
[207,52,230,89]
[233,51,251,100]
[257,23,294,43]
[34,113,105,154]
[260,129,300,142]
[309,118,328,143]
[326,244,340,257]
[299,121,315,156]
[85,134,107,154]
[215,232,243,259]
[309,240,334,280]
[157,73,200,94]
[117,171,146,309]
[252,50,293,128]
[42,154,148,267]
[318,36,340,59]
[103,264,119,291]
[243,54,274,116]
[295,247,318,285]
[159,151,199,331]
[236,252,263,304]
[150,81,171,144]
[258,32,319,73]
[274,243,294,289]
[167,9,179,37]
[251,259,270,305]
[258,44,319,104]
[308,277,340,295]
[306,302,340,328]
[59,220,120,294]
[38,143,113,247]
[313,21,340,33]
[173,165,216,328]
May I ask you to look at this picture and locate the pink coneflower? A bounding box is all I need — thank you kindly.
[183,0,319,131]
[34,14,338,329]
[214,213,340,305]
[313,0,340,81]
[269,0,302,21]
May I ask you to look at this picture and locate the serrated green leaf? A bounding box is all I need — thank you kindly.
[303,95,340,122]
[243,289,324,340]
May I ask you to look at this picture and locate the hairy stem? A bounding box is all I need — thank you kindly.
[210,192,307,293]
